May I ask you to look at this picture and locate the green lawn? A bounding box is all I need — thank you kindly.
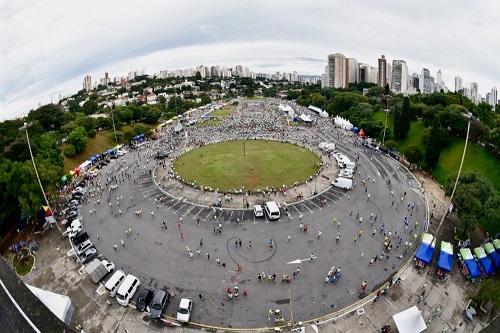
[433,137,500,192]
[63,123,154,171]
[197,106,234,128]
[395,120,425,153]
[173,140,321,191]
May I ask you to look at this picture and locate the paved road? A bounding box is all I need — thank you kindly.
[80,130,425,328]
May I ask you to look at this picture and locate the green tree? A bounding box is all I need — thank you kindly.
[328,92,366,115]
[82,100,98,115]
[404,145,424,165]
[393,97,411,139]
[67,127,88,153]
[195,71,202,80]
[423,119,445,169]
[446,172,500,237]
[476,278,500,308]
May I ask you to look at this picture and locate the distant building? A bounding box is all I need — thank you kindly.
[327,53,346,88]
[490,87,497,109]
[391,60,408,93]
[358,63,371,83]
[471,82,479,104]
[345,57,358,86]
[454,76,463,92]
[411,73,420,93]
[420,68,431,94]
[377,55,387,87]
[83,75,92,92]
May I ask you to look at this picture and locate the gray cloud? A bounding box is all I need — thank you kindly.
[1,0,499,120]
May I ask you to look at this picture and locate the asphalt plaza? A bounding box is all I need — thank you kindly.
[81,131,426,328]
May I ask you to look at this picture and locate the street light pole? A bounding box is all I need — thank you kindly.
[110,107,118,144]
[382,97,390,146]
[20,122,61,231]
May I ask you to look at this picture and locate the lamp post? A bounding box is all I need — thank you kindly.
[19,122,61,231]
[382,96,390,146]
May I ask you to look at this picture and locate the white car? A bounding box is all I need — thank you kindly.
[116,149,127,156]
[176,298,193,323]
[338,170,353,179]
[101,259,115,273]
[253,205,264,217]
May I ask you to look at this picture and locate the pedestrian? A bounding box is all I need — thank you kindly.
[198,294,203,301]
[206,253,210,260]
[96,233,100,240]
[310,253,315,261]
[151,210,154,217]
[287,234,291,242]
[180,232,184,241]
[113,244,117,251]
[336,232,340,242]
[200,238,203,247]
[248,240,252,248]
[196,248,201,256]
[296,267,301,275]
[361,281,367,291]
[216,257,220,264]
[239,239,242,247]
[121,239,125,247]
[317,229,322,239]
[243,289,248,297]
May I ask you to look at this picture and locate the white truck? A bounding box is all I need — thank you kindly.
[332,177,353,190]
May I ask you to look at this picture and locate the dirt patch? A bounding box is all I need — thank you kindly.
[244,174,262,189]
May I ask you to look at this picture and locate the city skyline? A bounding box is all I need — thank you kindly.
[2,0,500,120]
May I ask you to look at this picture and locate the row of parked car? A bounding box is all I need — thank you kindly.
[62,171,193,322]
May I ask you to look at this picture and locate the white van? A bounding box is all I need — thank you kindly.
[105,270,126,297]
[264,201,280,220]
[116,274,140,306]
[332,177,353,190]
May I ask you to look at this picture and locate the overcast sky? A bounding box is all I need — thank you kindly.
[1,0,499,120]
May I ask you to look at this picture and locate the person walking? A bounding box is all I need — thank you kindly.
[287,234,291,242]
[121,239,125,247]
[113,244,117,251]
[317,229,322,239]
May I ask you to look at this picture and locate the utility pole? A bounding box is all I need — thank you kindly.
[110,106,118,144]
[20,123,61,232]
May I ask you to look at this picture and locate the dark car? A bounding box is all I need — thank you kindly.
[135,288,154,312]
[71,231,89,246]
[149,289,170,318]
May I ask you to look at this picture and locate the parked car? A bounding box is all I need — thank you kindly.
[338,170,353,179]
[75,240,93,255]
[135,288,154,312]
[71,231,89,246]
[101,259,115,273]
[79,247,97,264]
[149,289,170,318]
[253,205,264,217]
[176,298,193,323]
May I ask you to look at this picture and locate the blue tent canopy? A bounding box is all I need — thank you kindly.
[438,241,453,272]
[484,243,500,269]
[351,127,359,133]
[415,233,436,264]
[460,248,480,278]
[474,247,494,275]
[90,155,97,161]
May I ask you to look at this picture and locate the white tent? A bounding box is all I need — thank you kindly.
[279,104,295,118]
[299,114,313,123]
[308,105,329,118]
[334,116,353,130]
[27,284,75,326]
[392,306,427,333]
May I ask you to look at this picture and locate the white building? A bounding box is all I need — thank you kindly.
[471,82,479,104]
[327,53,346,88]
[420,68,431,94]
[391,60,408,93]
[489,87,497,109]
[454,76,463,92]
[83,75,92,92]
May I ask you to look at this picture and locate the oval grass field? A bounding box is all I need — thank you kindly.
[173,140,321,191]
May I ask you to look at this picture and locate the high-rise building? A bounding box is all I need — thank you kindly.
[358,63,372,83]
[377,55,387,87]
[471,82,479,104]
[345,57,358,87]
[436,70,443,91]
[411,73,420,92]
[83,75,92,92]
[454,76,463,92]
[327,53,346,88]
[420,68,431,94]
[391,60,408,93]
[489,87,497,109]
